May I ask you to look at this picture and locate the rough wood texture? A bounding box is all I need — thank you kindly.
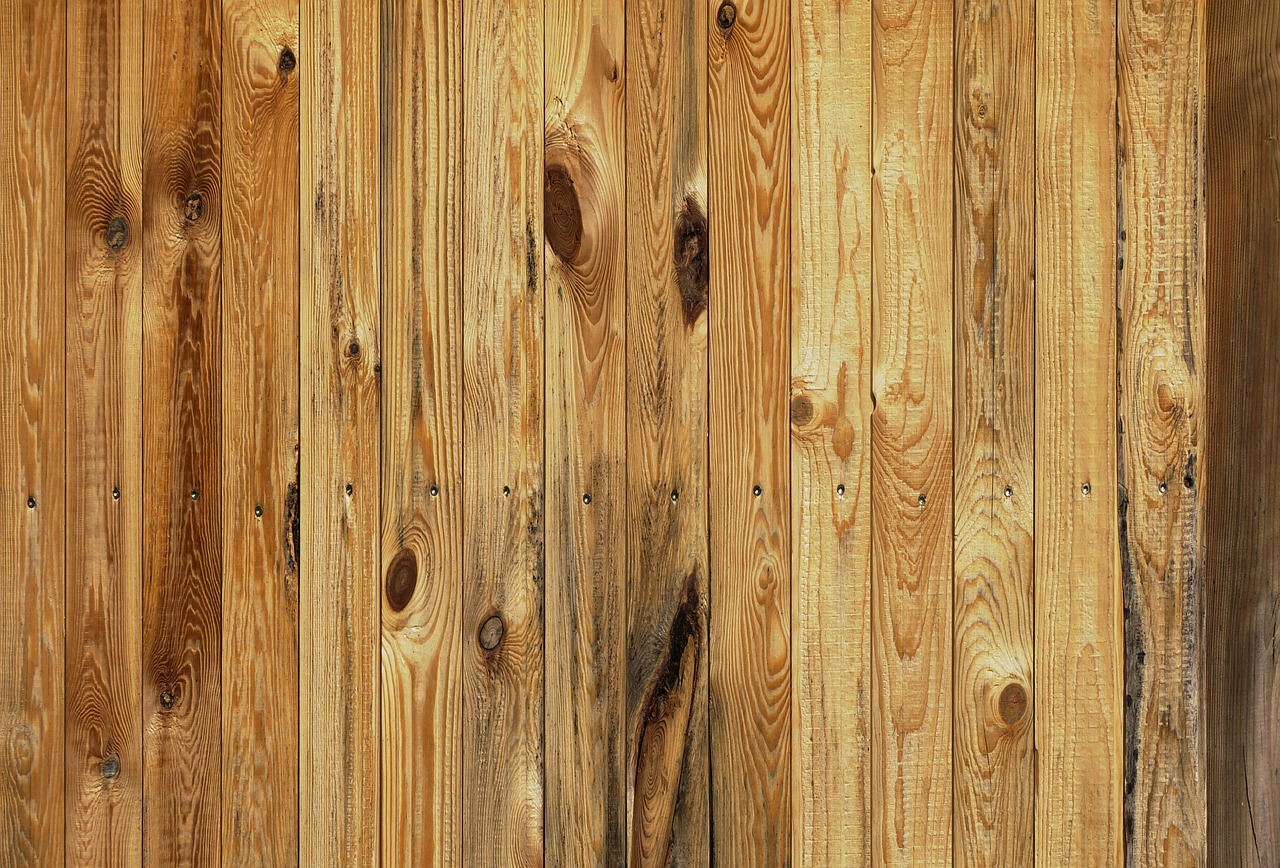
[708,0,792,861]
[1205,1,1280,864]
[952,0,1036,862]
[624,0,710,863]
[544,0,628,863]
[299,0,381,862]
[0,0,65,861]
[1035,0,1123,863]
[378,0,462,864]
[460,0,545,862]
[220,0,299,862]
[870,0,954,862]
[1118,0,1206,863]
[141,0,223,860]
[790,0,871,863]
[63,0,145,862]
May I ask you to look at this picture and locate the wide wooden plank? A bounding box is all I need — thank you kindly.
[63,0,145,861]
[1035,0,1122,862]
[1204,1,1280,864]
[141,0,223,860]
[299,0,381,862]
[460,0,544,861]
[870,0,953,861]
[789,0,871,863]
[623,0,710,863]
[0,0,65,860]
[952,0,1035,861]
[707,0,791,861]
[220,0,299,862]
[378,0,463,862]
[1118,0,1206,863]
[543,1,628,864]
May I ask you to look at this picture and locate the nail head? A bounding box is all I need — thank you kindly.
[752,484,762,497]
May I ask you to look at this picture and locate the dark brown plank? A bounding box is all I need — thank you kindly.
[220,0,300,861]
[141,0,223,861]
[1205,1,1280,863]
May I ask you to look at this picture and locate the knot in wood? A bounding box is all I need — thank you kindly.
[278,47,296,73]
[106,217,128,250]
[717,0,737,30]
[998,682,1028,727]
[544,165,583,263]
[101,756,120,779]
[674,197,709,324]
[385,549,418,613]
[479,614,505,652]
[790,394,814,427]
[184,192,203,222]
[159,689,176,710]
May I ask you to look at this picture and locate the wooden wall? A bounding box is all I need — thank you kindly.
[0,0,1275,865]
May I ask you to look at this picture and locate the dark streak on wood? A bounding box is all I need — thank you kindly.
[673,196,707,326]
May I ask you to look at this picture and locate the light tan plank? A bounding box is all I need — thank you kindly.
[952,0,1036,861]
[544,0,628,862]
[0,0,65,860]
[1118,0,1207,863]
[1204,0,1280,863]
[707,0,792,861]
[299,0,381,862]
[379,0,463,862]
[870,0,954,862]
[460,0,545,862]
[790,0,872,863]
[1035,0,1123,862]
[220,0,300,862]
[624,0,710,862]
[63,0,144,861]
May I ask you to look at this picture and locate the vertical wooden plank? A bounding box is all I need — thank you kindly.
[0,0,65,860]
[378,0,462,862]
[460,0,544,861]
[544,0,628,863]
[64,0,144,860]
[789,0,871,863]
[870,0,953,861]
[1118,0,1206,863]
[707,0,791,862]
[141,0,223,859]
[624,0,710,862]
[1035,0,1122,862]
[220,0,300,862]
[1204,1,1280,864]
[952,0,1035,861]
[299,0,381,861]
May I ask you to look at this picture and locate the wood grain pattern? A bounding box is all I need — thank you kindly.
[299,0,381,863]
[1035,0,1122,863]
[708,0,792,861]
[460,0,544,862]
[544,0,628,863]
[790,0,871,863]
[220,0,299,862]
[1118,0,1206,863]
[1204,1,1280,864]
[378,0,462,862]
[63,0,145,861]
[141,0,223,860]
[952,0,1036,861]
[870,0,954,862]
[624,0,710,862]
[0,0,65,861]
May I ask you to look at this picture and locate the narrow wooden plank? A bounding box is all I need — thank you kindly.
[623,0,710,862]
[1118,0,1206,863]
[141,0,224,859]
[870,0,953,861]
[707,0,791,861]
[1035,0,1122,862]
[64,0,144,860]
[460,0,544,861]
[378,0,462,862]
[1204,1,1280,864]
[220,0,300,862]
[789,0,871,863]
[952,0,1035,861]
[543,1,628,863]
[0,0,65,860]
[299,0,381,861]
